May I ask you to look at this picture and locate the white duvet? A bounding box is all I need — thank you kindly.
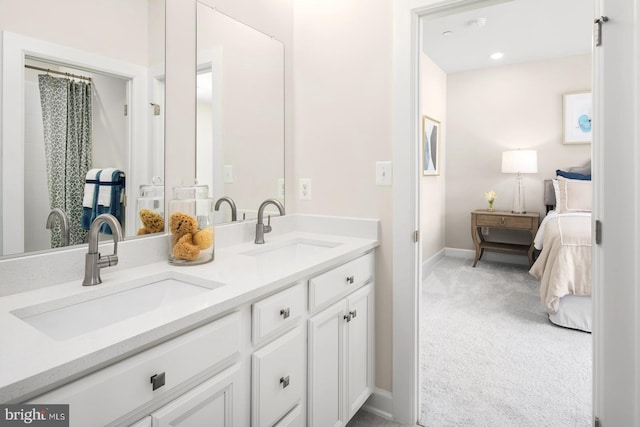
[529,211,592,313]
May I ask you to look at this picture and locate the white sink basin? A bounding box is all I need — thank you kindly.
[241,238,341,261]
[12,272,224,341]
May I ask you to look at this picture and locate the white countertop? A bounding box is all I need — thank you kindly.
[0,215,379,402]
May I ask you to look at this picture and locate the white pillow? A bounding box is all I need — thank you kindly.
[552,179,560,207]
[556,176,592,213]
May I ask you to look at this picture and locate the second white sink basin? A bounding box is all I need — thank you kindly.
[241,238,341,262]
[12,272,224,341]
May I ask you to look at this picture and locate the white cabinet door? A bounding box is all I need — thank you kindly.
[151,365,245,427]
[252,327,304,427]
[308,299,347,427]
[346,284,374,419]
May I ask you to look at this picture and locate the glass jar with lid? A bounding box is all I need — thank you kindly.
[168,184,214,265]
[136,177,165,235]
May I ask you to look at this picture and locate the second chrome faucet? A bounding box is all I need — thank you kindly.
[255,199,285,244]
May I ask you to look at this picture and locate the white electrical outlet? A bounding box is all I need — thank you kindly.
[299,178,312,200]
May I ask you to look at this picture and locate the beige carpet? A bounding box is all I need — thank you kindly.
[419,256,591,426]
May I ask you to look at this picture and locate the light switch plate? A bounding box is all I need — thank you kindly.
[376,161,392,186]
[223,165,233,183]
[278,178,285,199]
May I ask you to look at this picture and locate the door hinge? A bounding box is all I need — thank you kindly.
[124,104,128,116]
[595,416,600,427]
[413,230,420,243]
[595,220,602,245]
[594,16,609,47]
[150,102,161,116]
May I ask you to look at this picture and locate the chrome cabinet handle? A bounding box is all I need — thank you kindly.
[150,372,166,391]
[350,310,357,319]
[346,275,355,284]
[344,313,352,322]
[280,308,290,319]
[280,376,290,388]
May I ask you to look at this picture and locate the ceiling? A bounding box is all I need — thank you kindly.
[421,0,593,74]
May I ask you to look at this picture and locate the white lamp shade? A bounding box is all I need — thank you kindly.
[501,150,538,174]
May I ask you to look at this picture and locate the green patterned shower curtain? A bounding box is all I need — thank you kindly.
[39,74,92,247]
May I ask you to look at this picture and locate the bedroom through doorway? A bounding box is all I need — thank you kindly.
[417,0,594,425]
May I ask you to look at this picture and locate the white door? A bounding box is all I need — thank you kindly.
[346,284,374,420]
[151,366,243,427]
[308,300,347,427]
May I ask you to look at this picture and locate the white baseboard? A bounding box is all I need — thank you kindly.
[362,388,393,420]
[422,248,445,276]
[444,247,529,266]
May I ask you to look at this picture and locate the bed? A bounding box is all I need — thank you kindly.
[529,173,592,332]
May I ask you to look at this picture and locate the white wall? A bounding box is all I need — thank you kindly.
[445,54,592,250]
[420,53,447,261]
[292,0,394,391]
[0,0,149,67]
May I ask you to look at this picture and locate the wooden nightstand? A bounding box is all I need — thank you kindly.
[470,210,540,267]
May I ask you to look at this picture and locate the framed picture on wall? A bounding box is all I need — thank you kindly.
[422,115,440,176]
[563,91,592,144]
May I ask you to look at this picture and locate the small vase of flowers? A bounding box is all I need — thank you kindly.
[485,190,497,211]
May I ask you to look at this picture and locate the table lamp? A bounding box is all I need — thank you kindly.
[501,149,537,214]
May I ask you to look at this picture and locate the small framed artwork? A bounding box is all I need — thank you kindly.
[563,91,592,144]
[422,115,440,176]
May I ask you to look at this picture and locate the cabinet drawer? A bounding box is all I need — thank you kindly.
[252,327,304,427]
[275,404,304,427]
[253,283,305,345]
[28,312,241,427]
[309,253,373,310]
[476,214,533,229]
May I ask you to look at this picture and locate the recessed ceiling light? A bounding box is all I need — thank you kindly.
[490,52,504,60]
[442,30,453,37]
[466,18,486,28]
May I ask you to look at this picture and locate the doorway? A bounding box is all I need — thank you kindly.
[417,1,593,424]
[391,0,600,424]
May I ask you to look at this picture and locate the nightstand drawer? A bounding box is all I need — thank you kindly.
[476,214,533,229]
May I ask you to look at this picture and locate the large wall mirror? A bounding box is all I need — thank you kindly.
[0,0,166,257]
[196,2,285,223]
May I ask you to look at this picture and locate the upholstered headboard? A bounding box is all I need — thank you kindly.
[544,179,556,213]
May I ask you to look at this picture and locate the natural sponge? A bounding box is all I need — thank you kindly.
[138,208,164,234]
[170,212,199,239]
[193,227,214,250]
[172,233,201,261]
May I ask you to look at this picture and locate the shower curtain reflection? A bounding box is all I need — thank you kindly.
[38,74,92,247]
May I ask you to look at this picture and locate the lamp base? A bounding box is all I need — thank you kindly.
[511,174,526,214]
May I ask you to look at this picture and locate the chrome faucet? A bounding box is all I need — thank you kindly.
[82,214,123,286]
[215,196,237,221]
[255,198,285,244]
[46,208,70,247]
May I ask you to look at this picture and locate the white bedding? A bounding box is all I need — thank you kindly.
[529,211,592,313]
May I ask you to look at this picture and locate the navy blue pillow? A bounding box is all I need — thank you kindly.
[556,169,591,180]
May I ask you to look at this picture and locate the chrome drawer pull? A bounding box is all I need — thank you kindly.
[344,313,352,322]
[350,310,357,319]
[499,217,506,225]
[280,308,290,319]
[150,372,166,391]
[346,275,355,284]
[280,376,290,388]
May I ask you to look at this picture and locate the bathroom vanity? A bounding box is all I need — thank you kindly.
[0,214,378,426]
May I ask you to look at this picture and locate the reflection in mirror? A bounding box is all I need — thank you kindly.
[0,0,165,257]
[196,2,285,224]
